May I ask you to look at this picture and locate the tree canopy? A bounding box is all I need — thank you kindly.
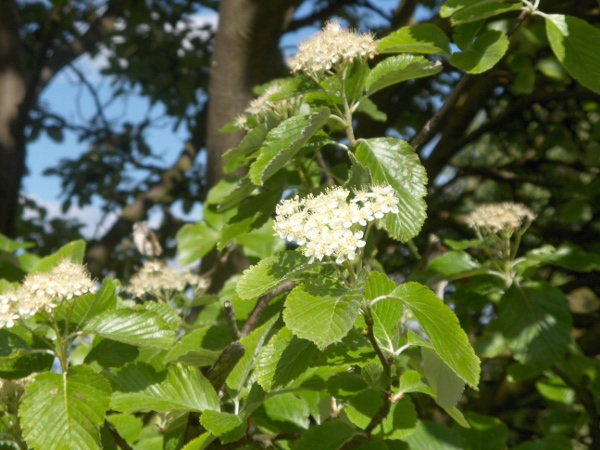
[0,0,599,449]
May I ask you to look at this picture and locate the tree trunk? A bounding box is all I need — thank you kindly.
[0,0,26,237]
[201,0,302,291]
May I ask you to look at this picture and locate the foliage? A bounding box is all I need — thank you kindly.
[1,1,600,450]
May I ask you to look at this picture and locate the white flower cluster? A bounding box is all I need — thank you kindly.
[467,202,536,234]
[235,84,301,129]
[0,260,96,328]
[128,261,208,298]
[274,185,399,264]
[288,21,378,74]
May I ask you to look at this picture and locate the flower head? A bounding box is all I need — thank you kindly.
[0,375,34,414]
[273,184,399,264]
[128,261,208,298]
[467,202,536,234]
[288,21,377,74]
[0,260,95,327]
[236,84,302,129]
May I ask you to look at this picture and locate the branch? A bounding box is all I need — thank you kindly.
[410,74,471,151]
[240,282,296,337]
[223,301,241,341]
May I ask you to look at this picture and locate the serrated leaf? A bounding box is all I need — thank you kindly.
[525,243,600,272]
[20,366,111,450]
[367,272,402,351]
[499,282,571,369]
[29,240,86,273]
[422,347,465,409]
[200,411,246,444]
[176,221,220,266]
[293,421,360,450]
[355,138,428,242]
[345,391,418,440]
[0,328,55,378]
[389,282,480,388]
[249,108,330,185]
[378,24,451,56]
[450,30,509,74]
[223,123,269,163]
[85,339,139,368]
[236,250,310,300]
[284,277,364,350]
[60,278,119,328]
[84,308,175,350]
[109,363,219,413]
[545,14,600,94]
[226,314,279,392]
[263,393,310,429]
[441,0,521,24]
[218,177,256,211]
[255,327,319,391]
[366,55,442,96]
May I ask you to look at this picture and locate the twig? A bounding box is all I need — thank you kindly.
[362,311,392,435]
[224,301,241,341]
[205,342,246,391]
[104,419,133,450]
[552,365,600,448]
[240,282,296,337]
[410,74,471,151]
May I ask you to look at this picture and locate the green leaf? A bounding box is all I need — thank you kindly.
[255,327,319,391]
[223,124,269,165]
[366,55,442,96]
[499,282,571,369]
[249,108,331,185]
[284,277,364,350]
[441,0,521,24]
[404,420,467,449]
[355,97,387,122]
[425,251,481,277]
[450,30,509,74]
[30,240,86,273]
[422,347,465,409]
[20,366,111,450]
[0,328,55,378]
[262,393,311,429]
[85,339,139,368]
[181,432,215,450]
[545,14,600,94]
[177,221,220,265]
[389,282,480,388]
[293,421,360,450]
[366,272,402,351]
[164,325,231,367]
[345,392,418,439]
[453,412,509,450]
[218,176,256,211]
[236,250,311,300]
[226,314,279,392]
[355,138,428,242]
[399,370,436,397]
[378,24,451,56]
[237,218,287,259]
[60,278,119,328]
[84,308,175,350]
[0,233,34,252]
[200,411,246,444]
[109,363,220,413]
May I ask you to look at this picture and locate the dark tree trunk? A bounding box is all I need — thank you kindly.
[0,0,26,237]
[201,0,302,291]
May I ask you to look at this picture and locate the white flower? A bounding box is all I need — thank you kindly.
[467,202,536,234]
[0,260,96,327]
[128,261,208,298]
[288,21,378,75]
[273,184,399,264]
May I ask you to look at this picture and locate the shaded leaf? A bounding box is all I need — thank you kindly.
[294,421,360,450]
[441,0,521,24]
[450,30,509,74]
[200,411,246,444]
[177,221,220,266]
[499,282,571,369]
[366,55,442,96]
[422,347,465,409]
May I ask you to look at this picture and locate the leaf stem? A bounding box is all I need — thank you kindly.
[362,307,392,436]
